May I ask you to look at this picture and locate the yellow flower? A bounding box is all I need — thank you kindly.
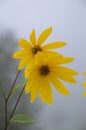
[82,72,86,96]
[25,52,78,105]
[13,27,66,70]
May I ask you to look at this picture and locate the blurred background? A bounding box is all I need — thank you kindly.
[0,0,86,130]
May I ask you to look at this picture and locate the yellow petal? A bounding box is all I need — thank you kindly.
[43,53,62,65]
[30,76,41,103]
[49,74,70,96]
[40,86,47,104]
[83,72,86,76]
[38,55,73,66]
[13,50,31,59]
[54,66,78,76]
[43,55,73,66]
[37,27,52,45]
[42,41,66,50]
[43,51,62,58]
[25,59,34,78]
[51,66,78,77]
[25,73,39,93]
[25,65,31,78]
[35,52,62,67]
[30,85,39,103]
[56,57,74,64]
[82,92,86,96]
[82,82,86,88]
[39,80,53,104]
[34,52,45,65]
[18,39,32,49]
[30,30,36,45]
[18,57,30,70]
[45,82,53,105]
[51,67,78,84]
[56,73,77,84]
[25,81,32,93]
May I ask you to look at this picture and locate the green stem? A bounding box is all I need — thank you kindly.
[3,71,20,130]
[4,100,7,130]
[6,84,26,129]
[6,71,20,101]
[9,84,25,119]
[0,82,7,130]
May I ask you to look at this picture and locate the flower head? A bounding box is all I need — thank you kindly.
[13,27,66,70]
[25,52,78,105]
[82,72,86,96]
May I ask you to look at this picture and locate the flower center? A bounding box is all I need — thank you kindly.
[39,65,50,76]
[32,46,42,55]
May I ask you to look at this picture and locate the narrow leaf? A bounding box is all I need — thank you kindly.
[9,114,35,123]
[10,79,26,96]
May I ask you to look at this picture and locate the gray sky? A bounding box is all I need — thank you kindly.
[0,0,86,130]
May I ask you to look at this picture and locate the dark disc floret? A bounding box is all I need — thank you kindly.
[39,65,50,76]
[32,46,42,54]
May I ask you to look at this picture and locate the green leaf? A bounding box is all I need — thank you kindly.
[10,79,26,96]
[9,114,35,124]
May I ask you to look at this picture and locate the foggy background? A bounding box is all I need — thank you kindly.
[0,0,86,130]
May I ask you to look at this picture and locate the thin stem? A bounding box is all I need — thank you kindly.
[6,71,20,101]
[0,82,6,100]
[0,82,7,130]
[4,100,7,130]
[4,84,25,130]
[9,84,25,120]
[4,123,9,130]
[3,71,20,130]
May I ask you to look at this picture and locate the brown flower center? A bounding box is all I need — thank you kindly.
[32,46,42,55]
[39,65,50,76]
